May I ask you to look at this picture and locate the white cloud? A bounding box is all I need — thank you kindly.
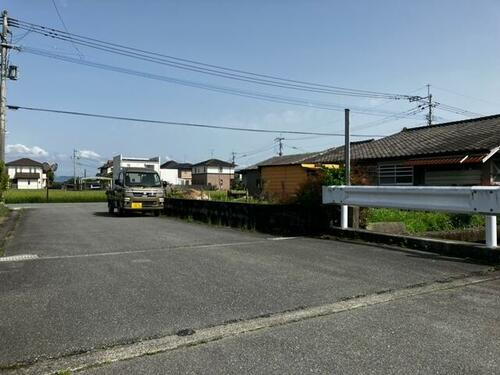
[6,144,49,157]
[78,150,101,161]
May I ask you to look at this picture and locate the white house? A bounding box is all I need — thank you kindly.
[160,160,192,185]
[112,155,160,184]
[6,158,47,189]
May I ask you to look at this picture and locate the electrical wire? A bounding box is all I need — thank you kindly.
[49,0,84,59]
[7,104,386,138]
[8,17,415,100]
[20,46,425,118]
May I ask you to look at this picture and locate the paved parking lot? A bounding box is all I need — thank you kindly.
[0,203,498,374]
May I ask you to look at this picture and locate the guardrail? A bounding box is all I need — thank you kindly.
[322,186,500,248]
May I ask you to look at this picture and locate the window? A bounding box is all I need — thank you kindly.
[378,164,413,185]
[145,164,155,170]
[125,171,161,187]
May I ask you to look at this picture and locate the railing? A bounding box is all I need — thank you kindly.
[322,186,500,248]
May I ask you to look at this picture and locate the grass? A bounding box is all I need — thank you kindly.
[0,203,9,217]
[4,189,107,204]
[366,208,485,234]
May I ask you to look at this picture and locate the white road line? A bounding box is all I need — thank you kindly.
[4,272,498,375]
[0,254,39,262]
[0,237,297,262]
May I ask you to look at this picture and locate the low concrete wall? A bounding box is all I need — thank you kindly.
[327,227,500,264]
[164,198,340,236]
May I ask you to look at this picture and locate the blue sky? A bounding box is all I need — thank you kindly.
[4,0,500,176]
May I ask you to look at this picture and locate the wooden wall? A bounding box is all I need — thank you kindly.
[261,165,309,200]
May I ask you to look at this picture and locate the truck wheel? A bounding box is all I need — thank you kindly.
[108,201,115,214]
[154,210,160,217]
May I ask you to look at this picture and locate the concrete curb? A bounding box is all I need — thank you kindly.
[325,227,500,264]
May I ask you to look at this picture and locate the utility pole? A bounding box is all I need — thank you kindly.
[275,137,284,156]
[426,84,433,126]
[341,109,350,229]
[344,109,350,186]
[231,151,236,166]
[73,149,77,189]
[0,10,9,162]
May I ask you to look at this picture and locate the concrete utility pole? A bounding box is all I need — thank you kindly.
[341,108,350,229]
[426,84,433,126]
[275,137,284,156]
[73,149,77,188]
[0,10,9,162]
[231,151,236,166]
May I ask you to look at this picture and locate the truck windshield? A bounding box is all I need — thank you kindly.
[125,172,161,187]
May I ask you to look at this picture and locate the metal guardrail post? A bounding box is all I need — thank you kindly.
[341,205,348,229]
[485,215,497,248]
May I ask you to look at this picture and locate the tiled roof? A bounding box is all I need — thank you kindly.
[6,158,44,167]
[160,160,193,169]
[257,152,320,167]
[192,158,235,167]
[309,114,500,163]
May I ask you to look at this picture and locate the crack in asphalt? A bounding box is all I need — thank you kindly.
[2,269,498,375]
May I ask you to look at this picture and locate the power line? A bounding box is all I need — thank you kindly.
[433,85,500,108]
[8,17,417,100]
[351,106,425,131]
[7,104,385,138]
[20,46,421,117]
[49,0,84,59]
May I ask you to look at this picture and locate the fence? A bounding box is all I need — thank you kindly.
[323,185,500,248]
[164,198,339,236]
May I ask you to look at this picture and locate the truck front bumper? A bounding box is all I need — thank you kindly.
[123,198,164,210]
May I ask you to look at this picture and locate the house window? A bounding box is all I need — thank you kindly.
[378,164,414,185]
[145,164,155,170]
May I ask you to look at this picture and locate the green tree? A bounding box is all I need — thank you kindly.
[0,161,9,202]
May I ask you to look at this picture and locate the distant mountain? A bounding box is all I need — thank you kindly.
[54,175,73,183]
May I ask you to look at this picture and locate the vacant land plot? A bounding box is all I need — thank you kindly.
[0,203,498,374]
[4,189,107,204]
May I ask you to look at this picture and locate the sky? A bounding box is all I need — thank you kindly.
[3,0,500,176]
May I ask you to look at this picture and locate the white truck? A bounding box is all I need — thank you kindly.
[106,155,165,216]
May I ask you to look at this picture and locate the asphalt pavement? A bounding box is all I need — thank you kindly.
[0,203,498,374]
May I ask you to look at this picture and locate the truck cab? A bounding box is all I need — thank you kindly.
[107,167,165,216]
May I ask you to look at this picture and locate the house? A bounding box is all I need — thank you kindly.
[308,114,500,186]
[6,158,47,189]
[112,155,160,183]
[160,160,192,185]
[97,160,113,177]
[191,159,235,190]
[258,153,339,200]
[238,163,261,197]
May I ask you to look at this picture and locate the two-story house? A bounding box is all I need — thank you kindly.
[6,158,47,189]
[160,160,192,185]
[191,159,235,190]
